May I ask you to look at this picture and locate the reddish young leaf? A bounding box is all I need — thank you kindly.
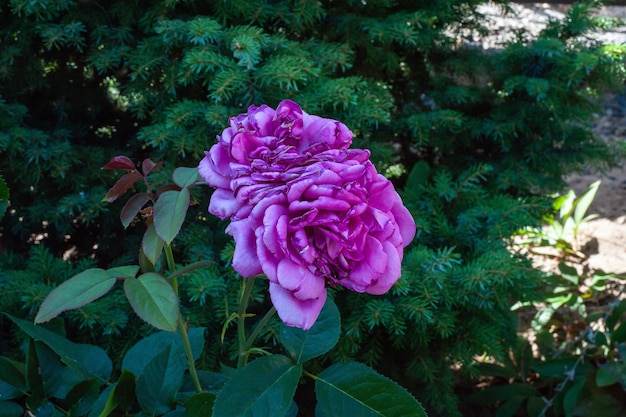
[103,156,137,171]
[120,192,152,228]
[103,171,143,203]
[141,159,163,176]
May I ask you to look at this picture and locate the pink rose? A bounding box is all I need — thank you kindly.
[199,101,415,329]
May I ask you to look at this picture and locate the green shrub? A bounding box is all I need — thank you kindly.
[1,0,624,415]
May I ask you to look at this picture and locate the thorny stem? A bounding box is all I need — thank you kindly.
[164,244,203,393]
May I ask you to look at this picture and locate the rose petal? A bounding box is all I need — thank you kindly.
[391,202,417,246]
[199,147,230,189]
[225,219,263,277]
[277,258,326,299]
[346,236,387,291]
[366,240,402,295]
[209,188,243,220]
[269,282,327,330]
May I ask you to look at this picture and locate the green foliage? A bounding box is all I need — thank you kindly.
[1,0,625,415]
[518,180,601,256]
[469,185,626,417]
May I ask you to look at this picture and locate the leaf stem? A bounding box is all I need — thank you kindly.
[177,315,203,393]
[240,306,277,366]
[303,369,319,380]
[237,276,257,368]
[164,244,203,393]
[167,260,215,281]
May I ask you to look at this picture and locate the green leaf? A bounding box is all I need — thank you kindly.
[136,343,185,415]
[142,222,165,265]
[35,342,84,399]
[35,268,117,324]
[607,298,626,332]
[563,376,585,417]
[122,328,205,376]
[611,321,626,344]
[406,160,430,192]
[7,315,112,382]
[88,383,115,417]
[596,364,621,387]
[0,356,26,399]
[65,378,100,417]
[212,355,302,417]
[532,357,580,378]
[184,392,216,417]
[315,361,427,417]
[573,180,600,226]
[25,339,44,400]
[172,167,199,188]
[113,370,138,411]
[0,379,21,402]
[280,297,340,363]
[124,272,179,331]
[154,189,190,245]
[0,401,23,417]
[496,396,525,417]
[107,265,140,278]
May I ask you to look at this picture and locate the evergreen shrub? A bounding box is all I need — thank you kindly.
[1,0,624,415]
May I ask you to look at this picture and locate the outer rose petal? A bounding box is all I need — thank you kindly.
[209,188,244,220]
[366,240,402,295]
[269,282,327,330]
[199,148,231,189]
[391,202,417,246]
[225,219,263,277]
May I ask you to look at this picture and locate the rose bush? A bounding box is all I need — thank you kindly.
[199,100,416,329]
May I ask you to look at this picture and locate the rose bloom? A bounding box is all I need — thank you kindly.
[200,100,415,329]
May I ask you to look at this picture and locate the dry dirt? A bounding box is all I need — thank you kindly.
[566,93,626,276]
